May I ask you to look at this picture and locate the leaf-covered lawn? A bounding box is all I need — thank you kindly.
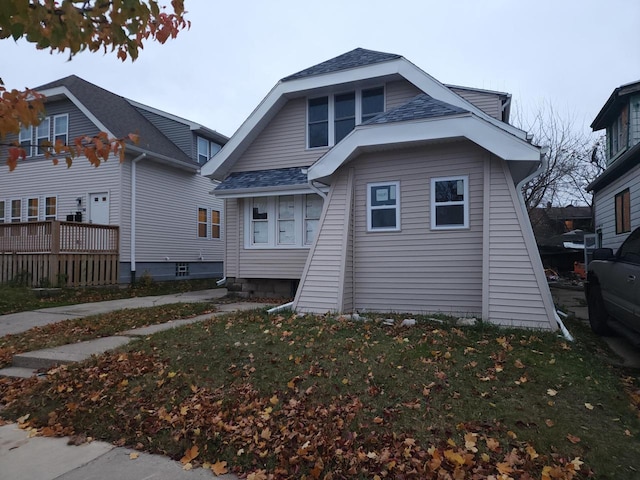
[1,310,639,479]
[0,303,215,368]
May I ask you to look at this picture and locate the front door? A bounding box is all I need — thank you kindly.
[89,192,110,224]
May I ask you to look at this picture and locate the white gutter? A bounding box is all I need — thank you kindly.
[302,168,328,199]
[515,149,573,341]
[130,153,147,283]
[267,302,294,314]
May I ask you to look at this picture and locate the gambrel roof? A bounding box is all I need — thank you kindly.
[201,48,540,185]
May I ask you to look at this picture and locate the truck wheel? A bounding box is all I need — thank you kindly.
[587,285,611,335]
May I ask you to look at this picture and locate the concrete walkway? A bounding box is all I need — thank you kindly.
[0,288,276,479]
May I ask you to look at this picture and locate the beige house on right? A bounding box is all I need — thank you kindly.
[202,49,558,331]
[589,80,640,251]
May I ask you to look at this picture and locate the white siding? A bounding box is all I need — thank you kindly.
[295,168,354,313]
[593,164,640,251]
[486,157,556,329]
[449,87,503,120]
[133,161,224,263]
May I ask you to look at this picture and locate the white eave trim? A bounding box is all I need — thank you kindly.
[200,56,529,179]
[307,114,541,182]
[38,86,115,137]
[212,184,318,199]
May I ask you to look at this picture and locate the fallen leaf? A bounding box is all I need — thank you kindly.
[566,434,581,444]
[212,460,228,475]
[545,419,555,427]
[547,389,558,396]
[584,403,594,410]
[180,445,199,464]
[129,452,139,460]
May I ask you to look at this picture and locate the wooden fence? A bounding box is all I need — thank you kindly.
[0,221,119,287]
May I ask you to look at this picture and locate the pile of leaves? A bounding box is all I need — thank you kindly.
[2,311,639,479]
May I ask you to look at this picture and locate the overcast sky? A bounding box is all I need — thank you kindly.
[1,0,638,140]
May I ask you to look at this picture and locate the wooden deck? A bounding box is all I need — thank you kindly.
[0,221,120,287]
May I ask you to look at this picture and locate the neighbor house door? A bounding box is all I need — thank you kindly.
[89,192,110,224]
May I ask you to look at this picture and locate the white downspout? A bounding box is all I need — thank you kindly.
[515,150,574,342]
[130,153,146,284]
[302,168,327,199]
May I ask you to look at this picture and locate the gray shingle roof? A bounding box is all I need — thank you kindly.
[35,75,196,166]
[282,48,401,82]
[365,94,468,125]
[216,167,308,191]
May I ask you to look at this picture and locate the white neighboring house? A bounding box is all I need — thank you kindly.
[0,75,227,283]
[201,48,558,331]
[588,80,640,251]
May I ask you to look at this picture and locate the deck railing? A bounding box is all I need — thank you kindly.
[0,221,119,287]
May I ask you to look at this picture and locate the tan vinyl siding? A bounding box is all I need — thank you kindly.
[295,169,353,313]
[385,80,422,110]
[486,157,553,329]
[593,165,640,251]
[133,161,224,263]
[225,198,240,277]
[449,87,503,120]
[231,98,328,173]
[350,142,485,315]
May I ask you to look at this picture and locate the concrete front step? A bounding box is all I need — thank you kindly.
[12,336,135,370]
[0,366,41,378]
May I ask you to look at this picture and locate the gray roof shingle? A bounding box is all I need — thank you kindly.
[215,167,308,191]
[35,75,196,165]
[282,48,401,82]
[365,94,468,125]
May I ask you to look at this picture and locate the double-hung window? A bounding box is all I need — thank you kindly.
[27,198,39,222]
[36,118,50,155]
[0,200,5,224]
[246,194,323,247]
[211,209,221,239]
[431,176,469,229]
[308,86,384,148]
[45,196,57,221]
[198,207,208,238]
[197,207,222,239]
[19,126,32,157]
[367,182,400,232]
[615,188,631,234]
[10,199,21,223]
[53,115,68,146]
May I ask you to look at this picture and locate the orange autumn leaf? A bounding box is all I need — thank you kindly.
[566,434,581,444]
[180,445,199,464]
[211,460,228,475]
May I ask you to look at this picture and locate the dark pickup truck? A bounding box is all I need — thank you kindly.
[585,227,640,345]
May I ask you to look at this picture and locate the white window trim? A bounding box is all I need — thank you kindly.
[10,198,22,223]
[367,181,401,232]
[26,197,39,222]
[431,175,469,230]
[211,208,221,239]
[197,206,208,238]
[244,194,322,248]
[53,114,69,146]
[44,195,57,221]
[306,86,385,149]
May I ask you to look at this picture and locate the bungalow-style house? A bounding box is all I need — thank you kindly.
[1,75,227,284]
[202,48,558,330]
[588,80,640,251]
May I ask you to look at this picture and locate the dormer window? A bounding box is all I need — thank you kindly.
[197,136,222,164]
[307,86,384,148]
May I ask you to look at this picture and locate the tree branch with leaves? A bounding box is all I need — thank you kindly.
[0,0,189,170]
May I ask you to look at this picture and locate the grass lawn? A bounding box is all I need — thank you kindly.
[1,309,639,479]
[0,279,220,315]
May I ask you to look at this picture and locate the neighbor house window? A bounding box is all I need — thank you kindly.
[308,86,384,148]
[19,126,32,157]
[44,196,57,220]
[197,207,208,238]
[10,199,21,222]
[431,175,469,229]
[246,194,323,248]
[175,263,189,277]
[27,197,39,222]
[609,104,629,160]
[211,209,221,239]
[615,188,631,234]
[367,181,400,232]
[53,114,68,146]
[197,137,222,164]
[36,117,50,155]
[0,200,5,223]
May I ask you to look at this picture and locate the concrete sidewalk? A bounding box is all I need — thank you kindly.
[0,288,275,479]
[0,423,238,479]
